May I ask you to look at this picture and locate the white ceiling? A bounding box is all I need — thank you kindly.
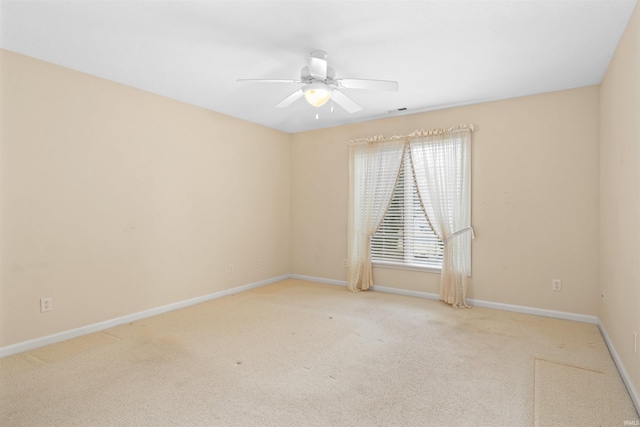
[1,0,637,134]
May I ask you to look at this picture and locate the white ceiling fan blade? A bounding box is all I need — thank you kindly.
[307,51,328,80]
[276,89,304,108]
[334,78,399,91]
[331,89,362,113]
[237,79,301,84]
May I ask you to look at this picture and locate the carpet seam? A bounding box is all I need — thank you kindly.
[534,357,605,375]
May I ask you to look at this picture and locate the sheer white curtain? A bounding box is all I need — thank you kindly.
[347,138,405,291]
[409,127,472,308]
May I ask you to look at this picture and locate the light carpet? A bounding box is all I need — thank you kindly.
[533,358,635,426]
[1,279,638,426]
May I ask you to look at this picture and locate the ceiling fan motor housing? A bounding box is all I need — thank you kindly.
[300,66,335,84]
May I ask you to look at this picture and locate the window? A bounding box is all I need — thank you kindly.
[348,125,472,299]
[371,150,444,270]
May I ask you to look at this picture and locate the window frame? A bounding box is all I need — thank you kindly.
[370,150,445,272]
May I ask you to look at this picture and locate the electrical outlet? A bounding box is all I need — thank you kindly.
[343,259,348,268]
[552,279,562,292]
[40,297,52,313]
[228,264,234,274]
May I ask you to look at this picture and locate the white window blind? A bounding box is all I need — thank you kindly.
[371,150,444,270]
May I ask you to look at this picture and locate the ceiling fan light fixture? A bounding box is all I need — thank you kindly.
[303,83,332,107]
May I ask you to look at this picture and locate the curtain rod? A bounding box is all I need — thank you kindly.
[349,123,474,145]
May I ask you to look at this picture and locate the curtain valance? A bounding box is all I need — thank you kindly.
[349,124,474,145]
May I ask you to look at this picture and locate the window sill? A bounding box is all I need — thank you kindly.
[372,261,441,274]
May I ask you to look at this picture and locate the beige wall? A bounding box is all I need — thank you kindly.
[0,50,291,347]
[2,16,636,402]
[599,2,640,402]
[292,86,600,316]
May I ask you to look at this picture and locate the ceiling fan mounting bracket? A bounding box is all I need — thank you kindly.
[310,50,328,61]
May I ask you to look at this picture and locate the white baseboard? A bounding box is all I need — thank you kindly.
[288,274,347,287]
[0,274,289,358]
[369,283,598,324]
[466,298,599,324]
[370,285,440,300]
[2,273,637,416]
[292,276,596,324]
[598,319,640,414]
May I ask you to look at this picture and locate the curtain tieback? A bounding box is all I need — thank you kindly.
[443,226,475,243]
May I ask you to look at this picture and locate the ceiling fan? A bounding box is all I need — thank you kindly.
[237,50,399,114]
